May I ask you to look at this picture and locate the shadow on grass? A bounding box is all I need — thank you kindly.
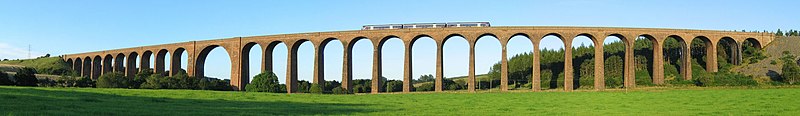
[0,87,378,115]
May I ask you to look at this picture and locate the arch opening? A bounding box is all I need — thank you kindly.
[379,36,404,93]
[442,34,469,91]
[410,36,436,92]
[475,34,501,91]
[500,34,534,91]
[572,34,596,90]
[127,52,139,77]
[348,38,374,93]
[320,39,343,92]
[114,54,125,73]
[634,35,658,85]
[742,38,764,65]
[92,56,102,80]
[664,35,689,80]
[539,34,566,90]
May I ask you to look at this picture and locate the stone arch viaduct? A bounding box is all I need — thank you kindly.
[62,26,774,93]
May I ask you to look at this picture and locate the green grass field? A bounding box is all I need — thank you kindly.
[1,86,799,115]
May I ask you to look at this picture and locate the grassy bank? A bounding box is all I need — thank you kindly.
[1,86,798,115]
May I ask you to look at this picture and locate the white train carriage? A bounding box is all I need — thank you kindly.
[362,22,490,30]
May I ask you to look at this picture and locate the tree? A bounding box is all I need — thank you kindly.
[781,53,800,84]
[416,74,434,83]
[605,56,624,88]
[96,72,130,88]
[309,83,323,93]
[245,72,284,92]
[0,71,14,85]
[331,86,348,94]
[140,74,166,89]
[776,29,783,36]
[14,67,38,86]
[385,80,403,92]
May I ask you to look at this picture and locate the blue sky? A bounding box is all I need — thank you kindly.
[1,0,798,83]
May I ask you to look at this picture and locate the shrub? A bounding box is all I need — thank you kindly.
[385,80,403,92]
[309,83,323,94]
[331,86,348,94]
[140,74,166,89]
[415,83,434,91]
[245,72,283,92]
[131,68,154,89]
[0,71,14,85]
[296,81,311,93]
[14,67,38,86]
[96,72,130,88]
[198,77,232,91]
[353,85,365,93]
[37,78,56,87]
[55,75,95,87]
[781,53,800,84]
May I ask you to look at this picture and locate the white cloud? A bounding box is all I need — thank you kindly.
[0,42,44,60]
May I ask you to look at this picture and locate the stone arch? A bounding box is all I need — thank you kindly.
[127,52,139,77]
[440,33,470,91]
[542,33,566,44]
[343,36,374,93]
[240,42,261,88]
[155,49,169,75]
[195,45,234,79]
[718,37,739,65]
[114,53,125,73]
[409,34,433,47]
[475,33,499,45]
[508,33,532,42]
[690,36,713,71]
[474,33,503,90]
[664,35,691,80]
[66,58,73,71]
[636,34,661,84]
[377,35,405,92]
[571,33,596,90]
[576,33,599,46]
[103,54,114,74]
[74,58,82,73]
[314,37,341,87]
[744,38,762,49]
[171,48,187,75]
[264,40,284,73]
[141,50,153,71]
[377,35,403,49]
[504,33,535,91]
[601,33,630,89]
[443,33,467,45]
[538,33,567,89]
[408,34,437,91]
[83,56,92,78]
[92,56,102,80]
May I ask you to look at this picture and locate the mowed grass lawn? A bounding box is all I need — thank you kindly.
[1,86,799,115]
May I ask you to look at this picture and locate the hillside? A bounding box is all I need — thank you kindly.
[0,57,71,79]
[734,36,800,79]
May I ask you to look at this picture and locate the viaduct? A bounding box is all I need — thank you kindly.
[61,26,774,93]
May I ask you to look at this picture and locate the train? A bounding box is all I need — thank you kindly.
[362,22,490,30]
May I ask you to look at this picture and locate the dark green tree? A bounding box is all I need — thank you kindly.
[14,67,38,86]
[781,53,800,84]
[96,72,129,88]
[0,71,14,85]
[246,72,283,92]
[309,83,323,93]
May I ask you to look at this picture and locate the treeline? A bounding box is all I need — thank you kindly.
[776,29,800,36]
